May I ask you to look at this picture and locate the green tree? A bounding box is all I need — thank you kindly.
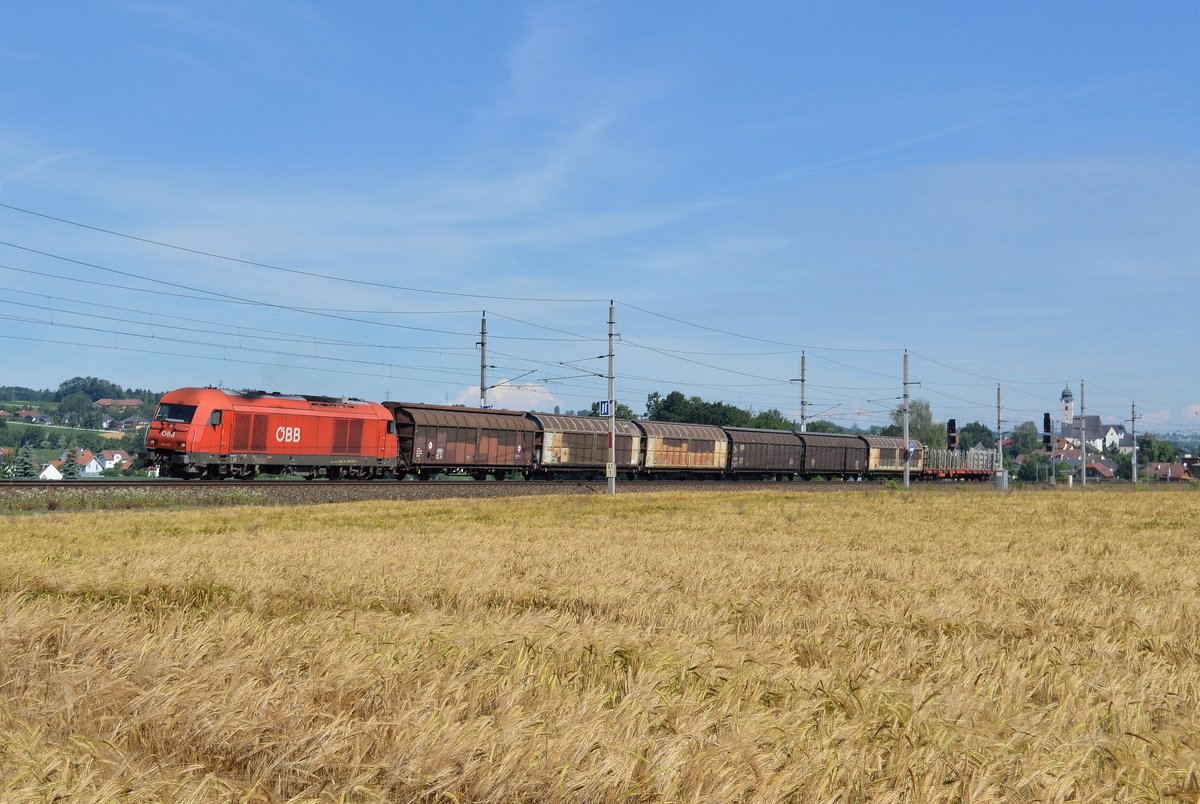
[806,420,850,434]
[888,399,946,449]
[60,448,81,479]
[14,445,37,478]
[1017,451,1053,482]
[1113,452,1133,480]
[1009,421,1041,456]
[644,391,753,427]
[1138,434,1180,463]
[958,421,995,450]
[55,377,124,403]
[749,409,796,431]
[58,391,95,426]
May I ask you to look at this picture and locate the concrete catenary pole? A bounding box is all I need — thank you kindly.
[800,351,808,433]
[608,301,616,496]
[996,384,1003,477]
[1080,381,1086,488]
[903,350,910,488]
[1131,401,1138,483]
[479,311,487,409]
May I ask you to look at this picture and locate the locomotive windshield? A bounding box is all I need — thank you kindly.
[154,403,198,424]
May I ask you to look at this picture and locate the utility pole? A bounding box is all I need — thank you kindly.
[478,311,488,409]
[607,301,616,496]
[996,384,1003,473]
[800,351,808,432]
[1080,381,1086,488]
[1131,401,1139,483]
[903,350,910,488]
[789,351,808,433]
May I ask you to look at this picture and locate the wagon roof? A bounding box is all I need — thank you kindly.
[636,421,727,440]
[723,427,802,445]
[384,402,537,431]
[526,413,639,436]
[795,432,867,448]
[860,435,913,449]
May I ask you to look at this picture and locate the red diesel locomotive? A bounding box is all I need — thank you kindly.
[147,387,397,479]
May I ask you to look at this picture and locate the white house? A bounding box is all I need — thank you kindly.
[97,449,131,470]
[39,462,63,481]
[55,449,104,477]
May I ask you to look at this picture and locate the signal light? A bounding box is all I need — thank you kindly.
[947,418,959,450]
[1043,413,1052,451]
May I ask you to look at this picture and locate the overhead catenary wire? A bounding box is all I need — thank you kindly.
[0,202,607,303]
[3,202,1192,430]
[0,252,595,341]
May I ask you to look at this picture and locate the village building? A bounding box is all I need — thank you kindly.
[1057,386,1133,454]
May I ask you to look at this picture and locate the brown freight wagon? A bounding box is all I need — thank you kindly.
[725,427,803,479]
[795,433,866,479]
[638,421,728,476]
[384,403,537,478]
[861,435,916,474]
[526,413,641,478]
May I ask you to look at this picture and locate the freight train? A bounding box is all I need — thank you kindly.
[145,387,997,481]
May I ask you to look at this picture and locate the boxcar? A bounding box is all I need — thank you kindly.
[795,433,866,479]
[637,421,728,475]
[385,402,537,478]
[147,388,397,479]
[526,413,641,477]
[725,427,803,479]
[861,435,915,474]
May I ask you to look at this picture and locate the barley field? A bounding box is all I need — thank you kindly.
[1,488,1198,802]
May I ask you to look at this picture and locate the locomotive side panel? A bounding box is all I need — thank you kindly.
[149,388,396,478]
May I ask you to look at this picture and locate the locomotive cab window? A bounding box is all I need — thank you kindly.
[207,410,223,426]
[387,421,397,435]
[155,403,198,423]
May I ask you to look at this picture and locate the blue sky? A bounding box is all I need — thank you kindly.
[2,1,1197,434]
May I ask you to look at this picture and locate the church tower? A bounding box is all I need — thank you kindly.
[1060,385,1074,428]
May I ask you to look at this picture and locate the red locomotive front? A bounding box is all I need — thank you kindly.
[147,387,398,479]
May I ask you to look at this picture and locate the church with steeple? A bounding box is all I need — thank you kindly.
[1059,384,1133,454]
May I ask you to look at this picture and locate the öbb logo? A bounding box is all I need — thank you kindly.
[276,426,302,443]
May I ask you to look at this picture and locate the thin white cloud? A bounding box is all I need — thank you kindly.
[0,151,86,189]
[451,381,562,412]
[767,121,977,183]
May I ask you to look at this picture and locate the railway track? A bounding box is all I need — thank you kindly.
[0,477,896,507]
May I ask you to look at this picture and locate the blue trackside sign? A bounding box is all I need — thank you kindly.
[599,400,610,417]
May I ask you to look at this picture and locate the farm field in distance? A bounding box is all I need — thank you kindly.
[2,489,1199,801]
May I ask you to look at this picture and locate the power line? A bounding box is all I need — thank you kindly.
[0,202,607,303]
[0,253,593,341]
[617,300,900,352]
